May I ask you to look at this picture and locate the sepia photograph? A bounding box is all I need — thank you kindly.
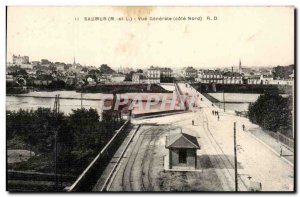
[5,6,295,192]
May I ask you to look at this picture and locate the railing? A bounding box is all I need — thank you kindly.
[65,120,131,192]
[100,125,141,191]
[277,132,294,151]
[267,131,294,151]
[133,109,185,118]
[174,82,186,110]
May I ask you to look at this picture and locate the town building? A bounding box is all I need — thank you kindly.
[31,61,40,67]
[260,74,273,85]
[166,132,200,170]
[246,75,262,85]
[13,54,30,65]
[86,77,96,85]
[160,67,173,78]
[145,66,161,84]
[132,73,147,84]
[20,64,33,70]
[197,69,223,84]
[56,64,65,72]
[6,74,14,83]
[182,67,197,78]
[222,72,243,84]
[111,74,126,83]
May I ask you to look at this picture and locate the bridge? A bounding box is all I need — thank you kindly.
[64,83,294,192]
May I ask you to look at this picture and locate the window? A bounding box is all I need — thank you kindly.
[179,149,187,164]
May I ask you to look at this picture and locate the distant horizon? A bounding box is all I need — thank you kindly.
[6,54,292,71]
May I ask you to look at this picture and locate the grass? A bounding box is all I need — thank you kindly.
[158,169,223,191]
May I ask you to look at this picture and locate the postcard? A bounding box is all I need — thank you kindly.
[6,6,295,192]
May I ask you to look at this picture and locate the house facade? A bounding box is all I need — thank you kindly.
[197,69,223,84]
[132,73,147,83]
[183,67,197,78]
[166,133,200,170]
[145,66,161,84]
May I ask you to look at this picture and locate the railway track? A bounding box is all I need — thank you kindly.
[121,127,149,191]
[120,127,162,191]
[200,109,248,191]
[141,128,166,191]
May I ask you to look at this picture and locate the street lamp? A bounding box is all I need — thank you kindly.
[223,90,226,112]
[234,122,238,191]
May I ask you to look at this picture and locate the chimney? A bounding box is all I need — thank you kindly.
[231,66,233,73]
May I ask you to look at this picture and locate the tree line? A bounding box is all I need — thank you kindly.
[7,108,125,176]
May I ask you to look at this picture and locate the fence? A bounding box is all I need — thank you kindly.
[174,82,186,110]
[65,120,131,192]
[277,132,294,151]
[267,131,294,151]
[7,170,76,192]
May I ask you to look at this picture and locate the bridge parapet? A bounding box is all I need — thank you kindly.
[65,120,130,192]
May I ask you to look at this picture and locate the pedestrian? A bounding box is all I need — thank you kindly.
[242,124,245,131]
[217,115,219,121]
[192,120,194,126]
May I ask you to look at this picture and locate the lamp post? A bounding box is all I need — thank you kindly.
[223,90,226,112]
[234,122,238,191]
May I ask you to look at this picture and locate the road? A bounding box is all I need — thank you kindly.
[99,83,294,192]
[176,83,294,191]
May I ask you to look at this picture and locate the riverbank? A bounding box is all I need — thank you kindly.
[79,84,172,93]
[7,83,172,95]
[191,83,293,94]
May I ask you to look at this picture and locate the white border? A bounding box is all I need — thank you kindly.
[1,0,298,196]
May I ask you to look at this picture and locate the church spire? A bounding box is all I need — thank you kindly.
[239,59,242,74]
[73,56,76,68]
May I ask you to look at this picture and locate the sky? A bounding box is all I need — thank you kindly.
[7,6,294,69]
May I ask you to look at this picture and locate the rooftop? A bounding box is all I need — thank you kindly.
[166,133,200,149]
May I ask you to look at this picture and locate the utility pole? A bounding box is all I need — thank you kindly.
[53,94,60,190]
[234,122,238,191]
[81,91,83,109]
[223,90,226,112]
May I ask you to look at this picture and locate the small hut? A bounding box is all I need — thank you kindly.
[166,133,200,169]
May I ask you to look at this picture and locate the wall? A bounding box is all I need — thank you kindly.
[66,120,131,192]
[170,148,196,169]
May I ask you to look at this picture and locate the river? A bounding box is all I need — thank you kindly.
[208,93,289,111]
[6,89,180,115]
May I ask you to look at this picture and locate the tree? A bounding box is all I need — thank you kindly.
[248,92,293,137]
[99,64,115,74]
[272,65,294,80]
[137,69,143,73]
[124,71,135,81]
[7,107,126,176]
